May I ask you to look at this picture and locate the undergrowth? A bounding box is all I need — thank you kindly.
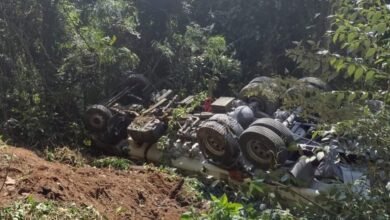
[181,193,295,220]
[44,147,86,167]
[91,157,134,170]
[0,196,103,220]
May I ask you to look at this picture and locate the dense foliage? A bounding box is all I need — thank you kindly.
[284,0,390,218]
[0,0,328,146]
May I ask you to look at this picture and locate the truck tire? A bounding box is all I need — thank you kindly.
[126,74,152,92]
[249,76,272,84]
[197,120,241,168]
[240,77,281,115]
[239,82,278,99]
[250,118,294,144]
[239,126,286,170]
[209,114,244,137]
[117,74,154,105]
[298,77,328,91]
[282,77,327,103]
[84,105,112,132]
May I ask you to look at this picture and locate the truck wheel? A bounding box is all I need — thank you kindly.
[249,76,272,84]
[209,114,244,137]
[117,74,154,105]
[282,77,327,103]
[239,126,286,170]
[298,77,328,91]
[84,105,112,132]
[126,74,152,91]
[197,120,241,168]
[240,77,281,116]
[239,82,277,99]
[250,118,294,144]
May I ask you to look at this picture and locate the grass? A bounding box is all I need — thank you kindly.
[183,177,207,202]
[43,146,135,171]
[0,196,103,220]
[91,157,134,170]
[44,147,86,167]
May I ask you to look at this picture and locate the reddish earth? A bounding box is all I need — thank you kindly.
[0,146,195,219]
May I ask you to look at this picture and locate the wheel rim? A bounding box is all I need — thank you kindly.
[89,114,104,129]
[246,139,275,164]
[204,135,225,156]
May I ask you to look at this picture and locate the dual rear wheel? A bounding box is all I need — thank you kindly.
[197,114,294,170]
[199,75,320,169]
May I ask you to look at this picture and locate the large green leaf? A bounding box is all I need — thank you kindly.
[347,64,356,76]
[354,67,364,81]
[365,48,376,58]
[365,70,376,82]
[374,23,387,34]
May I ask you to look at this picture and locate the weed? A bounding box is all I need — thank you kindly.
[0,196,103,220]
[183,177,207,202]
[181,194,242,220]
[44,147,86,167]
[91,157,133,170]
[140,163,177,176]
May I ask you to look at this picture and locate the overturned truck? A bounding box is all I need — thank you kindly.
[84,74,369,200]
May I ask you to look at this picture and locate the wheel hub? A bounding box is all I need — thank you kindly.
[205,136,225,156]
[90,114,104,128]
[247,140,274,164]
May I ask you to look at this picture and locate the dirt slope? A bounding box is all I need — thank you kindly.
[0,146,190,219]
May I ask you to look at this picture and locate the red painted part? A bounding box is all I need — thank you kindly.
[203,97,213,112]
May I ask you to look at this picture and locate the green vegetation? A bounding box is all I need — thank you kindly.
[0,0,389,219]
[91,157,134,170]
[44,147,86,167]
[181,193,295,220]
[285,5,390,217]
[286,0,390,123]
[181,194,243,220]
[181,0,390,219]
[0,0,327,147]
[0,196,102,220]
[170,92,208,131]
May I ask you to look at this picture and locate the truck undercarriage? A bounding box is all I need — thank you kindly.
[83,74,370,201]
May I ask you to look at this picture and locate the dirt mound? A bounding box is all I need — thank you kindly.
[0,146,191,219]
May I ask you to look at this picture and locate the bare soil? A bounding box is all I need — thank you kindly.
[0,146,193,219]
